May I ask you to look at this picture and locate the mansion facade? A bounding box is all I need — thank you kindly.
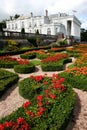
[5,10,81,40]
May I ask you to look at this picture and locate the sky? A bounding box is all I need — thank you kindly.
[0,0,87,29]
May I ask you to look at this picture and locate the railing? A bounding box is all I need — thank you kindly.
[0,31,57,40]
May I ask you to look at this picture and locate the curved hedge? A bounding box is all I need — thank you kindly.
[0,69,19,97]
[0,61,18,68]
[41,62,63,71]
[14,63,35,74]
[0,74,75,130]
[36,53,48,59]
[20,52,36,59]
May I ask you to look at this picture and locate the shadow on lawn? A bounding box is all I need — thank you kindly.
[66,91,81,130]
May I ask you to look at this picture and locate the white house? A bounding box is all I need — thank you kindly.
[5,10,81,40]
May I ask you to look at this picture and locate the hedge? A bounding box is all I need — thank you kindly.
[0,69,19,97]
[0,46,51,56]
[59,71,87,91]
[20,52,36,59]
[0,74,75,130]
[41,58,71,71]
[36,53,48,59]
[41,61,63,71]
[14,63,35,74]
[0,61,18,68]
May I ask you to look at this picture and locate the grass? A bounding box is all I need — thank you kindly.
[68,63,75,69]
[30,59,41,66]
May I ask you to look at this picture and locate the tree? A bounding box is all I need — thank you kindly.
[21,28,25,34]
[0,21,6,32]
[81,28,87,42]
[14,14,20,19]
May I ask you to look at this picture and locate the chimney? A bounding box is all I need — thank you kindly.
[45,10,48,16]
[30,12,33,17]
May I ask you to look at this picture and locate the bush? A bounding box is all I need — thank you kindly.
[0,56,18,68]
[14,63,35,74]
[58,40,67,46]
[20,52,36,59]
[41,61,63,71]
[0,61,18,68]
[0,74,75,130]
[36,53,48,59]
[59,70,87,91]
[0,69,19,97]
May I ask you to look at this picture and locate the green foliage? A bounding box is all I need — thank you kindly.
[58,40,67,46]
[7,39,19,51]
[81,28,87,42]
[36,53,48,59]
[0,69,19,97]
[41,58,71,71]
[59,72,87,91]
[0,21,6,32]
[27,37,38,47]
[0,60,18,68]
[30,60,41,66]
[14,63,35,74]
[66,51,81,58]
[0,75,75,130]
[41,61,63,71]
[21,28,25,34]
[20,52,36,59]
[68,63,75,69]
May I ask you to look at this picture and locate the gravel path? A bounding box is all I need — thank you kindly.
[0,56,87,130]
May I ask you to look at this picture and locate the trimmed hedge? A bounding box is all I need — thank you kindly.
[0,75,75,130]
[41,58,72,71]
[41,61,63,71]
[0,69,19,97]
[0,61,18,68]
[36,53,48,59]
[20,52,36,59]
[59,71,87,91]
[0,46,51,56]
[14,63,35,74]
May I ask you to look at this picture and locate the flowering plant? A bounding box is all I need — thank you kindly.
[0,74,75,130]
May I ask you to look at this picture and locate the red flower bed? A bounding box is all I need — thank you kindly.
[41,53,68,63]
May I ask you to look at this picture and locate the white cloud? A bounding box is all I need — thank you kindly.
[0,0,87,28]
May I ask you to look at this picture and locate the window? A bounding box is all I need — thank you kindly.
[15,23,17,30]
[8,25,10,29]
[29,22,31,27]
[12,24,14,30]
[22,21,24,28]
[47,28,51,35]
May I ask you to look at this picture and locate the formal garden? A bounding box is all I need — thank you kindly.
[0,40,87,130]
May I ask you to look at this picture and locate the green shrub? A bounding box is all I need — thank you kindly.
[58,40,67,46]
[41,61,63,71]
[36,53,48,59]
[20,52,36,59]
[59,72,87,91]
[0,69,19,97]
[0,75,75,130]
[14,63,35,74]
[0,61,18,68]
[30,59,41,66]
[63,58,72,64]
